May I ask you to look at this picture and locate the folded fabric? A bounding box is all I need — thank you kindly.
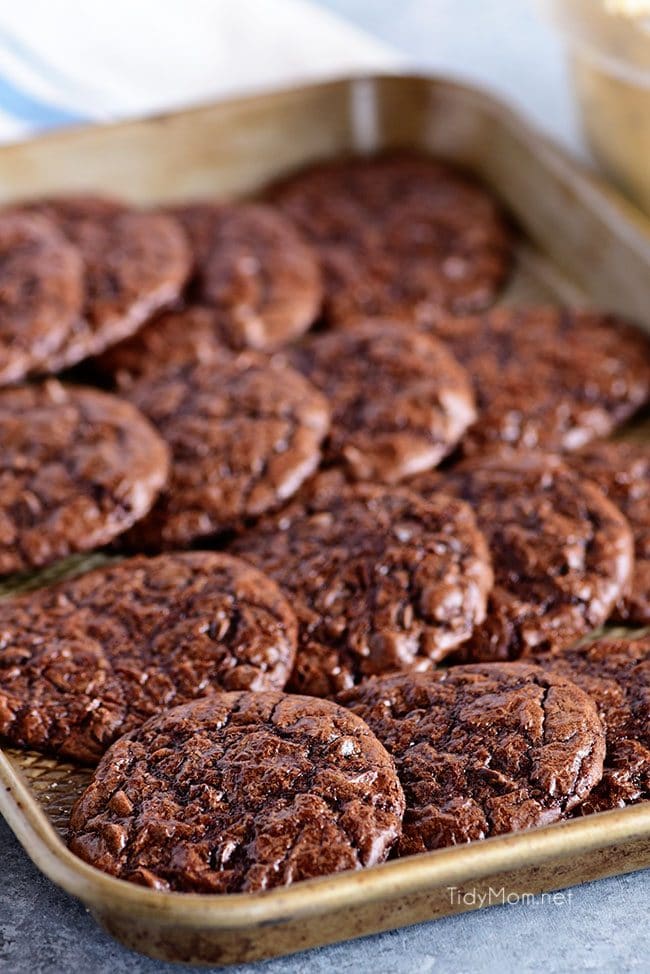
[0,0,401,142]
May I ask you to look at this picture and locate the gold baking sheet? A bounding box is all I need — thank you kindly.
[0,74,649,966]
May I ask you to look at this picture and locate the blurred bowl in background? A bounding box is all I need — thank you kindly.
[544,0,650,213]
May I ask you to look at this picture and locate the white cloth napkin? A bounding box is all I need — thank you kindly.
[0,0,402,142]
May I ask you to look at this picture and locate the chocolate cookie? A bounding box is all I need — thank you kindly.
[0,212,84,385]
[412,453,634,661]
[338,663,606,853]
[68,691,405,891]
[22,195,190,369]
[428,307,650,455]
[530,638,650,813]
[231,481,493,696]
[565,440,650,623]
[94,306,231,386]
[0,381,169,574]
[0,552,298,763]
[268,153,512,325]
[125,352,330,548]
[170,202,322,349]
[286,320,476,483]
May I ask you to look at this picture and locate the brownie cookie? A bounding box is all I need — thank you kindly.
[530,638,650,813]
[232,481,493,696]
[94,306,231,386]
[428,307,650,455]
[338,663,606,853]
[0,381,169,574]
[286,320,476,483]
[268,153,512,325]
[170,202,322,349]
[22,195,190,369]
[68,691,405,891]
[412,453,634,661]
[565,440,650,623]
[0,552,298,763]
[125,352,330,548]
[0,212,84,385]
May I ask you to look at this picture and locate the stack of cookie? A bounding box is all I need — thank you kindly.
[0,155,648,895]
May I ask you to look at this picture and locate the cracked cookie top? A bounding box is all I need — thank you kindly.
[531,637,650,813]
[0,552,298,763]
[565,440,650,624]
[0,381,169,574]
[232,480,493,696]
[412,452,634,661]
[427,307,650,455]
[338,662,605,854]
[268,153,512,324]
[285,319,476,483]
[170,202,322,350]
[94,306,233,385]
[68,690,405,892]
[124,351,331,548]
[22,195,191,369]
[0,211,84,385]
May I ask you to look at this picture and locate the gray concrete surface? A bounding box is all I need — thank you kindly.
[1,2,648,971]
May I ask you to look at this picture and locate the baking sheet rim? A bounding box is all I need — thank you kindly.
[2,748,649,925]
[0,71,647,943]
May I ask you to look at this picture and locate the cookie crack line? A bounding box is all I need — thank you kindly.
[68,692,404,892]
[124,355,330,546]
[529,637,650,812]
[337,663,606,853]
[0,382,170,575]
[0,552,299,762]
[411,453,634,662]
[231,482,492,695]
[3,198,191,377]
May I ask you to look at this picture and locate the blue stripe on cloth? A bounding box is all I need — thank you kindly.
[0,26,95,113]
[0,62,86,129]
